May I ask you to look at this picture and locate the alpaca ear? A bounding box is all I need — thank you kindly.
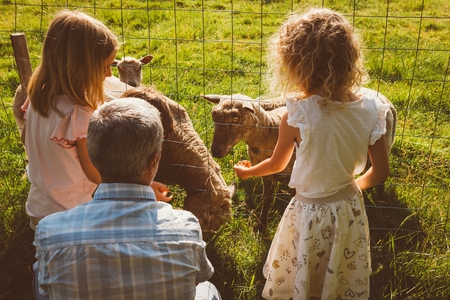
[240,99,255,113]
[201,94,222,104]
[111,60,119,67]
[139,55,153,65]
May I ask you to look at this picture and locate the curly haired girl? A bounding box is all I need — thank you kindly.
[234,8,390,299]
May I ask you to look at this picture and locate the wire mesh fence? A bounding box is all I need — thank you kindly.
[1,0,450,299]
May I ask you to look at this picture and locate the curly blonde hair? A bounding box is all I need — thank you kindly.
[266,8,367,103]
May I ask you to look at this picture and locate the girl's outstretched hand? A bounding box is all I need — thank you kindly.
[151,181,173,202]
[234,160,252,180]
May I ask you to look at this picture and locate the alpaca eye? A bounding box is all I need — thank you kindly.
[232,117,239,123]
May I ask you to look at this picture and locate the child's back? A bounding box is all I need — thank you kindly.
[287,94,389,198]
[260,92,389,300]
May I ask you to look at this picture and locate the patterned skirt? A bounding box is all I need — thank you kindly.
[262,183,371,300]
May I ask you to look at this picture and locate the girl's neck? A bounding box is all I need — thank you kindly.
[347,91,362,102]
[308,90,360,103]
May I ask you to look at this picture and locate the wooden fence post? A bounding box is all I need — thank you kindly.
[10,33,32,131]
[10,33,32,88]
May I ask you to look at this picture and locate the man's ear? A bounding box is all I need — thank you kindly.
[142,152,161,185]
[148,152,161,174]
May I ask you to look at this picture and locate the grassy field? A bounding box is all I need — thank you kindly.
[1,0,450,299]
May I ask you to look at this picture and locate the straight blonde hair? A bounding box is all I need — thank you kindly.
[28,10,118,117]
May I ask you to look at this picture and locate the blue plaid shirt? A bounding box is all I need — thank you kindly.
[34,183,214,300]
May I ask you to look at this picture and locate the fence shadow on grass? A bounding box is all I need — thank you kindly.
[365,185,424,300]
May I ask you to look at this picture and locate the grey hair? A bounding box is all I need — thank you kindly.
[87,97,163,182]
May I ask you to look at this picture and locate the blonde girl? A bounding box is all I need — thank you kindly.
[234,8,390,300]
[22,10,170,231]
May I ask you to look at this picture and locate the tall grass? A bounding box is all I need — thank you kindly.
[1,0,450,299]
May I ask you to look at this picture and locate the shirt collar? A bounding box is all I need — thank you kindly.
[93,183,157,202]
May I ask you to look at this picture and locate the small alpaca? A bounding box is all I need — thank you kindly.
[203,94,294,229]
[112,55,153,87]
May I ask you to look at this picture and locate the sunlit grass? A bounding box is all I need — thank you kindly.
[1,0,450,299]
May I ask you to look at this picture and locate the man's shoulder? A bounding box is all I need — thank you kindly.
[39,201,92,224]
[35,201,99,240]
[36,201,204,245]
[158,205,203,234]
[165,205,198,221]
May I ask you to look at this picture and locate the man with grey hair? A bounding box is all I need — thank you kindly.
[33,98,221,300]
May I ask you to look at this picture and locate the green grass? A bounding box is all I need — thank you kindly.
[1,0,450,299]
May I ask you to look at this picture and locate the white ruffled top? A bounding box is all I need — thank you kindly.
[24,95,97,219]
[286,93,390,198]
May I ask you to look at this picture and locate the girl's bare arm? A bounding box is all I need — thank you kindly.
[234,112,298,179]
[355,135,390,190]
[77,138,101,185]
